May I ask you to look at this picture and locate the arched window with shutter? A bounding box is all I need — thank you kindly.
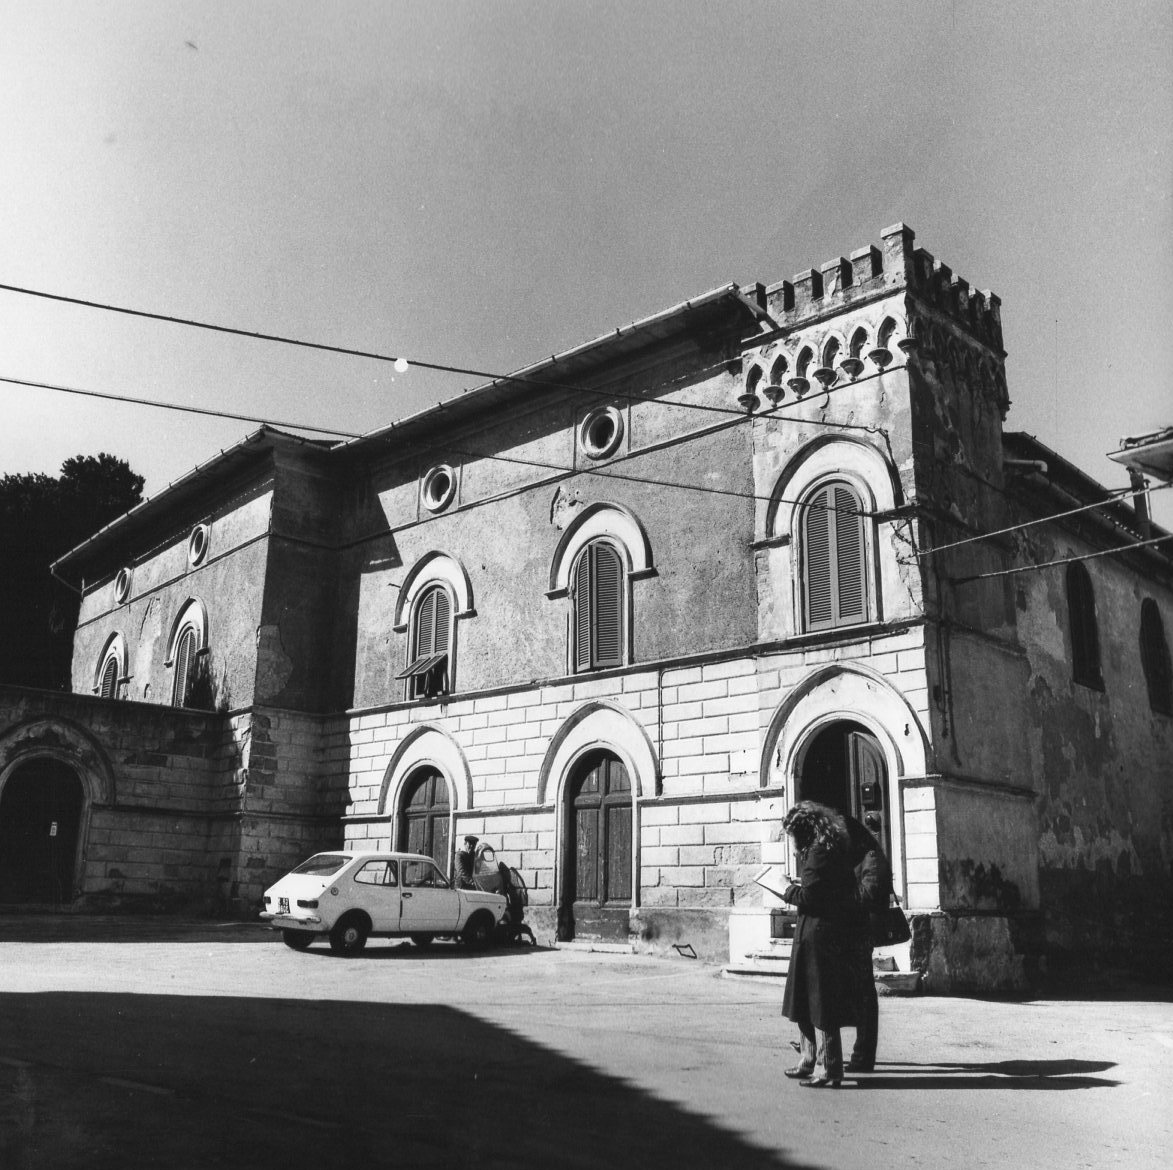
[398,583,452,698]
[99,653,119,700]
[572,540,624,672]
[94,632,127,700]
[1066,561,1102,689]
[172,624,198,707]
[801,480,869,632]
[1139,598,1172,715]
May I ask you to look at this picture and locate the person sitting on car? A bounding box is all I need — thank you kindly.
[454,835,479,889]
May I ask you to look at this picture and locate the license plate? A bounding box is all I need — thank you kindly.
[278,897,290,914]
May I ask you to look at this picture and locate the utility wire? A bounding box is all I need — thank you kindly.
[0,374,361,438]
[951,534,1173,584]
[917,481,1172,558]
[0,279,771,420]
[2,370,878,518]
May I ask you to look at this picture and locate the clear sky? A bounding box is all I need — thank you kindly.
[2,1,1170,526]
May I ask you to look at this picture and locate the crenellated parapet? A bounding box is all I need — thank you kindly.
[761,223,1003,355]
[739,223,1009,417]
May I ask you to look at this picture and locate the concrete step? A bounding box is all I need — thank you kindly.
[553,939,635,955]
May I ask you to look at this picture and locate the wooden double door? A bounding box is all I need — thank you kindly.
[561,751,632,940]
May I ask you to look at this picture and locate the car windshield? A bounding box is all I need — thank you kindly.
[291,854,351,876]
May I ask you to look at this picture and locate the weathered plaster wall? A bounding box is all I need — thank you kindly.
[345,361,757,709]
[71,483,273,711]
[1016,530,1173,976]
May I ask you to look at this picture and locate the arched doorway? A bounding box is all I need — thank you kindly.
[799,722,890,856]
[398,768,451,869]
[560,750,632,941]
[0,758,85,904]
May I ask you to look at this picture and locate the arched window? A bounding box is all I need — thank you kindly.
[801,480,869,632]
[172,624,199,707]
[167,599,209,709]
[99,653,119,700]
[398,768,451,868]
[1140,598,1172,715]
[94,633,127,700]
[572,540,623,671]
[1066,561,1102,689]
[398,584,451,699]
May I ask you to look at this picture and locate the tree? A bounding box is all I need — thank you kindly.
[0,454,144,689]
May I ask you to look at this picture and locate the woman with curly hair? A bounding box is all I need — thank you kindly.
[779,800,861,1088]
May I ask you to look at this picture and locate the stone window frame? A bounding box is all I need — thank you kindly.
[93,632,128,700]
[165,598,210,708]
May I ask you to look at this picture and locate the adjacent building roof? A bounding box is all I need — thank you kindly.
[1107,427,1173,484]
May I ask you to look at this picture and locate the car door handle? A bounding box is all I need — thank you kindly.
[402,892,412,898]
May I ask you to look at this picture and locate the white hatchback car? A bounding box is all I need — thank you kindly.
[260,850,508,954]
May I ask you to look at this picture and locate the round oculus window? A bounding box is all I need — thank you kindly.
[188,523,211,566]
[422,464,457,512]
[578,406,624,461]
[114,567,132,604]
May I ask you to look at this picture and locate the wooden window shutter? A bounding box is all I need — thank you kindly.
[834,484,867,623]
[804,486,835,630]
[172,627,195,707]
[592,542,623,668]
[573,550,593,672]
[99,655,119,699]
[573,541,624,671]
[804,481,868,631]
[414,586,450,659]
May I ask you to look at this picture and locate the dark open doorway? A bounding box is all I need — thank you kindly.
[0,757,85,904]
[798,721,890,856]
[559,750,632,941]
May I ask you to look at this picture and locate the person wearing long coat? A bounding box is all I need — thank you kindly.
[779,801,862,1088]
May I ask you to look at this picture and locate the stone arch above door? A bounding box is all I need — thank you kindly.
[537,700,658,806]
[378,723,472,815]
[759,663,929,793]
[0,717,116,808]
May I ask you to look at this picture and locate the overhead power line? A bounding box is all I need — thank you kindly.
[2,370,878,518]
[951,534,1173,584]
[0,374,360,438]
[917,481,1172,558]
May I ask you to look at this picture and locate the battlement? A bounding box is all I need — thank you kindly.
[763,223,1003,354]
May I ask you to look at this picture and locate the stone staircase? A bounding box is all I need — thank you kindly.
[724,910,921,993]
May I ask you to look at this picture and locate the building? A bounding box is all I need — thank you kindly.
[1,224,1169,991]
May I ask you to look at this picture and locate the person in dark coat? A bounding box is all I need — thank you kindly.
[779,801,862,1088]
[843,814,890,1073]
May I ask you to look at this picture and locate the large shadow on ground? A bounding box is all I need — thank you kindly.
[0,991,814,1170]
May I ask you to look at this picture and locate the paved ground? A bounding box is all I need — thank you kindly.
[0,916,1170,1169]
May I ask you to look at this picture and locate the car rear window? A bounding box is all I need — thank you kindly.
[291,854,351,876]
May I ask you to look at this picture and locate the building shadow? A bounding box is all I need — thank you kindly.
[0,991,815,1170]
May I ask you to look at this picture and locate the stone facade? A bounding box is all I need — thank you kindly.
[1,224,1169,993]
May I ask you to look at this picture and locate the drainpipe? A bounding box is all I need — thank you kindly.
[1128,469,1152,539]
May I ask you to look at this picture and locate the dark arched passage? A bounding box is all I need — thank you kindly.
[0,758,85,904]
[799,721,890,857]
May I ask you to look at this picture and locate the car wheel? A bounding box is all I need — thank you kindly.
[410,934,434,949]
[282,930,313,951]
[461,912,494,951]
[329,915,369,955]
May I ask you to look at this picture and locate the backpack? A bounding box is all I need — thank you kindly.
[855,843,893,911]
